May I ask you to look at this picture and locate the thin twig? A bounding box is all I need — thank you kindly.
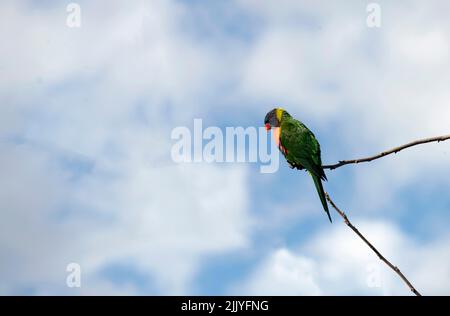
[323,134,450,170]
[325,193,422,296]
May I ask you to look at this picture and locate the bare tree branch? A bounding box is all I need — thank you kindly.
[323,134,450,170]
[325,193,422,296]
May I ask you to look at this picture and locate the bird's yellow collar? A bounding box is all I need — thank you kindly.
[275,108,284,122]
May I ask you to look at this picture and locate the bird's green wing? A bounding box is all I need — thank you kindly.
[280,117,331,222]
[280,118,327,181]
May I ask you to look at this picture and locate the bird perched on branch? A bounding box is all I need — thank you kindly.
[264,108,331,222]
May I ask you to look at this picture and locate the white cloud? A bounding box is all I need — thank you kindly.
[0,138,251,294]
[0,0,252,294]
[236,220,450,295]
[236,248,321,295]
[237,0,450,144]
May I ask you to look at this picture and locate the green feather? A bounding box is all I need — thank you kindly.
[310,171,332,223]
[279,113,332,222]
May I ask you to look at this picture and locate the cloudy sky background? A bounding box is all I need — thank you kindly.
[1,0,450,295]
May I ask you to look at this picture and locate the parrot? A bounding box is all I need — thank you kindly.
[264,107,332,222]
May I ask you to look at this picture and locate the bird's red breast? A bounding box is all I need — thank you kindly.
[273,127,281,146]
[273,127,288,155]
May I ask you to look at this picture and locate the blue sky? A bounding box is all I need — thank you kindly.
[1,0,450,295]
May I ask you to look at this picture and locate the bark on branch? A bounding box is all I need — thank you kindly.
[323,134,450,170]
[325,193,422,296]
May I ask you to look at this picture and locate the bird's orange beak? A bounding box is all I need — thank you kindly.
[265,123,271,131]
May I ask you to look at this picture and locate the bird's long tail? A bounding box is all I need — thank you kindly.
[310,173,332,223]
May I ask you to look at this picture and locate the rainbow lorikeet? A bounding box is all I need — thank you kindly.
[264,108,331,222]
